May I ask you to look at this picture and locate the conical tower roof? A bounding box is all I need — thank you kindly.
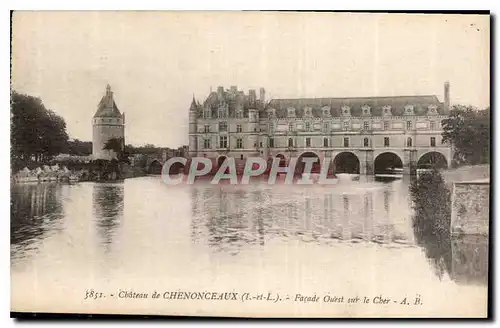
[94,84,122,118]
[189,95,198,111]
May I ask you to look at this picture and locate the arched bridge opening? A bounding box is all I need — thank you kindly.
[296,152,321,174]
[148,160,163,175]
[333,152,360,174]
[374,152,403,175]
[417,151,448,169]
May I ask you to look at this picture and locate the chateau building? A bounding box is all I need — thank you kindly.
[92,85,125,160]
[188,83,452,175]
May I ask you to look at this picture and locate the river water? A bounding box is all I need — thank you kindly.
[10,176,488,317]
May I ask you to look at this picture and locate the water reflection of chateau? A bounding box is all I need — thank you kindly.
[189,183,411,253]
[190,182,488,285]
[92,183,124,252]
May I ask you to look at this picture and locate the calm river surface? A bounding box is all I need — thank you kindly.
[11,176,488,317]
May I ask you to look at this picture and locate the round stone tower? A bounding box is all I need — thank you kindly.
[92,84,125,160]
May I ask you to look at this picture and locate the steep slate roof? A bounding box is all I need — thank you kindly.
[264,95,444,118]
[199,90,265,118]
[94,85,123,118]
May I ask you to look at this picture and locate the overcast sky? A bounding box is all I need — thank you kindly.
[11,12,489,148]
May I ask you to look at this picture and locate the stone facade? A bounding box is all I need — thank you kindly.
[188,83,453,174]
[92,85,125,160]
[451,181,490,235]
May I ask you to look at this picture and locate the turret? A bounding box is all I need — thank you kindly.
[188,95,198,158]
[92,84,125,160]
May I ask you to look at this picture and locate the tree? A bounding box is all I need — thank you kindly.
[441,105,490,166]
[103,137,129,163]
[410,170,452,280]
[11,91,69,170]
[67,139,92,156]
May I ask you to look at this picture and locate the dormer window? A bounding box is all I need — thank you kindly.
[382,106,392,116]
[404,105,414,115]
[322,106,331,117]
[341,106,351,117]
[304,107,312,117]
[361,105,371,116]
[218,109,227,119]
[267,108,276,118]
[428,105,438,115]
[236,110,243,119]
[287,107,296,118]
[204,110,211,119]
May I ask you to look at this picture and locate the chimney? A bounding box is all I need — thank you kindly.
[444,81,450,112]
[260,87,266,103]
[249,89,256,103]
[217,86,224,100]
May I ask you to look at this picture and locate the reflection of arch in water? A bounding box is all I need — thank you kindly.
[148,160,163,175]
[374,152,403,174]
[92,183,124,252]
[417,151,448,169]
[333,152,360,174]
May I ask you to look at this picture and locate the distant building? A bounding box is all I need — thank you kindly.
[92,84,125,160]
[188,83,453,174]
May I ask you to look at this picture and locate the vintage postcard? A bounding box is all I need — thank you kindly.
[10,11,490,318]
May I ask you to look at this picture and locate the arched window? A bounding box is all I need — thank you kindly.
[407,137,413,147]
[288,138,294,147]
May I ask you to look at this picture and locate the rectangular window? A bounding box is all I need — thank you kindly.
[204,125,210,133]
[204,111,211,119]
[236,138,243,149]
[323,123,329,131]
[430,121,436,130]
[219,122,227,132]
[236,124,242,133]
[384,137,390,147]
[305,122,311,131]
[343,121,349,131]
[306,137,311,147]
[430,137,436,147]
[323,138,329,147]
[363,121,370,130]
[236,111,243,119]
[219,136,228,148]
[406,121,412,130]
[363,138,369,147]
[269,138,274,148]
[343,137,349,147]
[289,123,294,131]
[204,139,211,149]
[383,121,389,130]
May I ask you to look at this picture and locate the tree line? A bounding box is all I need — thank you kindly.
[441,105,490,167]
